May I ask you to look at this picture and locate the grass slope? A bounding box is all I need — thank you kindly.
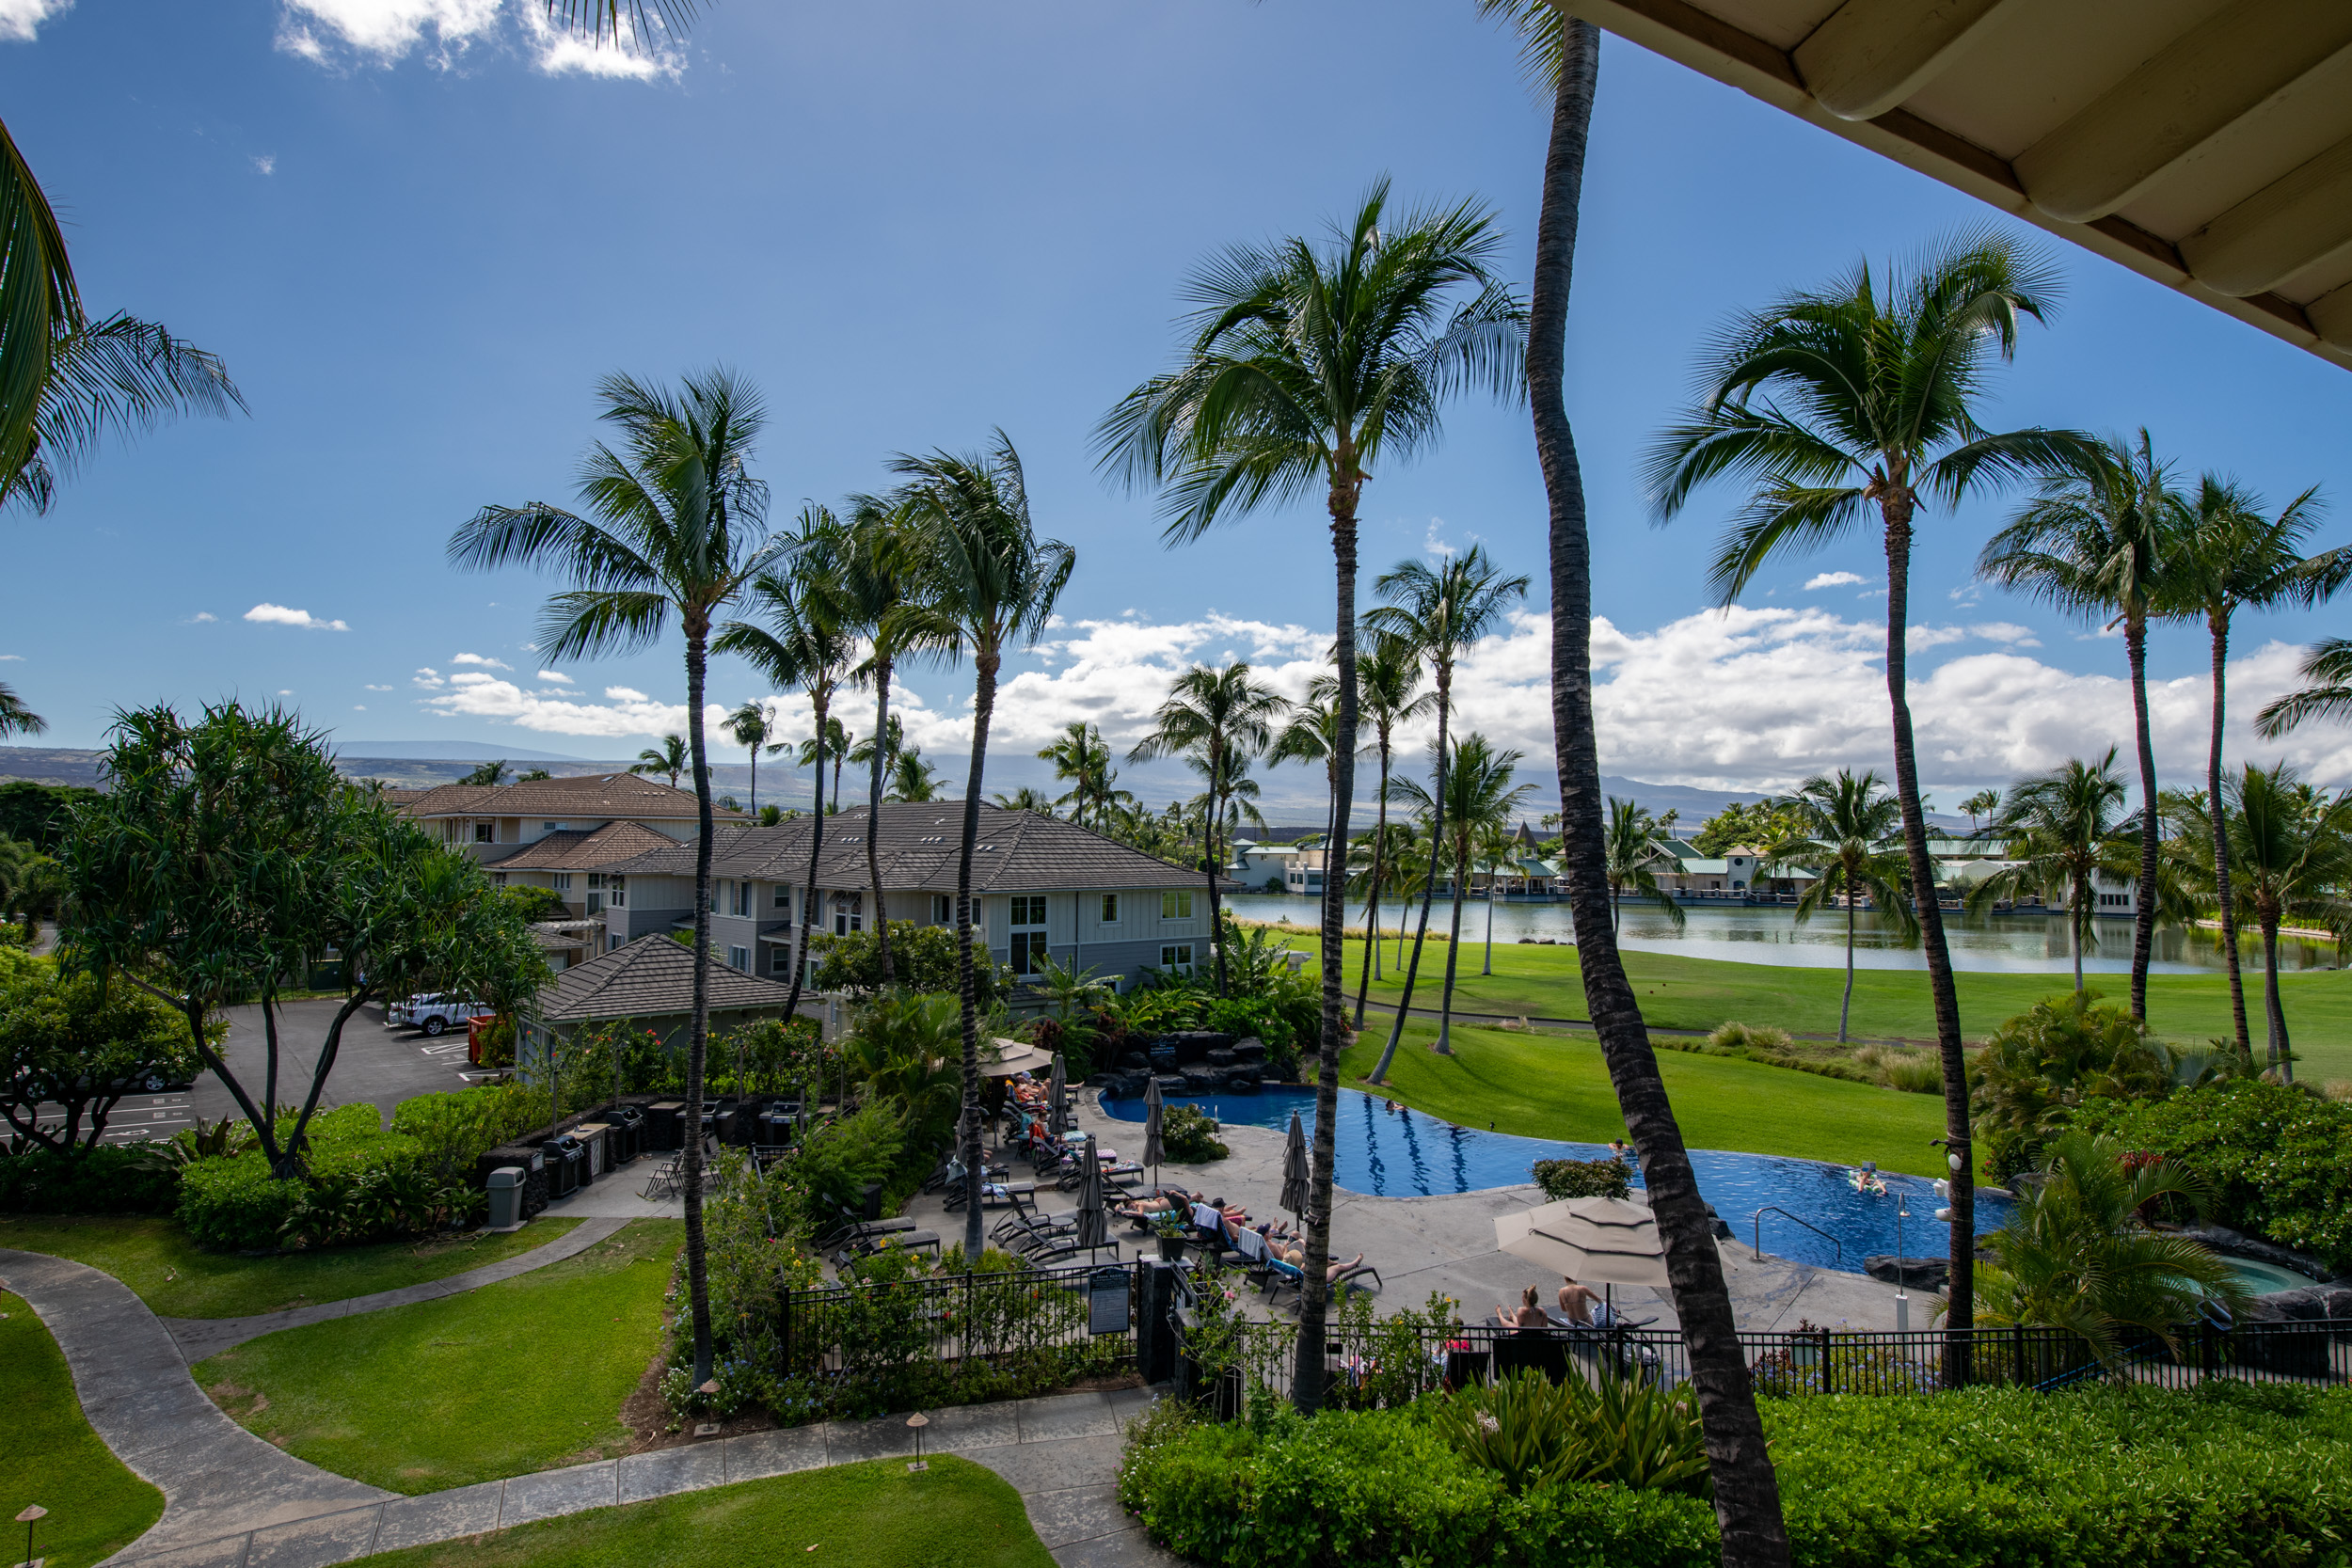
[0,1216,583,1320]
[195,1221,677,1494]
[1337,1019,1951,1177]
[0,1290,165,1568]
[347,1459,1055,1568]
[1311,934,2352,1083]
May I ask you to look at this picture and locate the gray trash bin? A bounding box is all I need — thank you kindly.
[486,1165,526,1232]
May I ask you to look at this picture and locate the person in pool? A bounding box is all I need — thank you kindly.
[1607,1139,1632,1162]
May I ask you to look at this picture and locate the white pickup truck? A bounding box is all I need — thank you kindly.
[386,994,490,1037]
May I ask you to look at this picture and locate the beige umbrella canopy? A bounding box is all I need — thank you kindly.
[1493,1196,1671,1287]
[977,1037,1052,1078]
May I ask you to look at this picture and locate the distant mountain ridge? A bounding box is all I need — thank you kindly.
[332,739,594,762]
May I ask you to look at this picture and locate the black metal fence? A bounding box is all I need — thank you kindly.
[773,1259,1141,1421]
[1192,1316,2350,1410]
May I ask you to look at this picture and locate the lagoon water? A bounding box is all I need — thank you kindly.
[1224,894,2338,975]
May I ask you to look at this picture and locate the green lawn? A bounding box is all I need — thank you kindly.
[194,1221,677,1494]
[0,1216,582,1320]
[347,1459,1054,1568]
[0,1290,165,1568]
[1338,1018,1952,1178]
[1307,933,2352,1084]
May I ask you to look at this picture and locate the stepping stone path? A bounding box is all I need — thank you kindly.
[2,1239,1174,1568]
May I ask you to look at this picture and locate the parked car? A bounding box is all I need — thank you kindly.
[386,994,490,1037]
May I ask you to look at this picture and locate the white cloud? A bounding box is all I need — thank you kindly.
[517,3,677,77]
[413,668,444,689]
[252,154,277,175]
[245,602,349,631]
[0,0,72,43]
[536,670,573,685]
[354,705,367,711]
[422,674,719,739]
[189,611,218,624]
[452,651,511,670]
[0,653,20,661]
[364,683,393,691]
[276,0,500,66]
[1804,571,1866,591]
[278,689,294,696]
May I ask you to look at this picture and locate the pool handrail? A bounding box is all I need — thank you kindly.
[1752,1205,1843,1268]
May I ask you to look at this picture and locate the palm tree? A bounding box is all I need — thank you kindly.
[1773,769,1914,1043]
[2156,475,2342,1061]
[1967,752,2136,994]
[836,496,918,990]
[1961,789,2000,834]
[1383,732,1532,1053]
[887,748,945,803]
[2166,764,2352,1080]
[1351,631,1435,1026]
[882,432,1074,1260]
[1363,546,1530,1079]
[631,733,689,790]
[1038,721,1134,830]
[1098,180,1523,1412]
[1645,233,2091,1342]
[447,365,789,1390]
[456,759,512,786]
[1600,796,1687,940]
[1473,816,1518,977]
[715,509,858,1034]
[992,784,1053,813]
[1979,434,2179,1022]
[0,682,42,737]
[1127,663,1286,997]
[1185,750,1271,881]
[1270,675,1347,870]
[2257,638,2352,738]
[724,701,771,816]
[795,716,851,810]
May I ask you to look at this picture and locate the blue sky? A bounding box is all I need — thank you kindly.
[4,0,2349,814]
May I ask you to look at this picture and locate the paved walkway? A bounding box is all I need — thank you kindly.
[4,1246,1171,1568]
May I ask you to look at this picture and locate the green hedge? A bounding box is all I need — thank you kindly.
[1120,1384,2352,1568]
[176,1101,482,1252]
[0,1142,179,1215]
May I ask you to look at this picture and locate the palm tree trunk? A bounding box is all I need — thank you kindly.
[1367,675,1449,1084]
[780,690,828,1031]
[867,656,893,988]
[2071,871,2086,993]
[956,651,1001,1261]
[2262,919,2289,1079]
[2124,615,2158,1022]
[749,731,759,817]
[1483,876,1495,976]
[681,620,717,1386]
[1207,742,1229,998]
[1355,740,1391,1024]
[1435,827,1468,1053]
[2205,613,2252,1065]
[1528,24,1788,1566]
[1840,891,1854,1045]
[1881,499,1976,1356]
[1293,454,1361,1415]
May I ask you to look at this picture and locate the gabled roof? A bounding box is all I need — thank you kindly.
[604,801,1199,894]
[485,819,676,871]
[395,772,739,822]
[538,934,795,1022]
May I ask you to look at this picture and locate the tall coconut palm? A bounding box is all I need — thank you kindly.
[1773,769,1915,1043]
[714,509,857,1031]
[1979,433,2179,1022]
[1271,674,1348,867]
[1473,816,1518,976]
[1363,546,1530,1076]
[836,496,918,988]
[1490,5,1790,1546]
[1601,796,1687,940]
[888,748,946,803]
[2257,638,2352,739]
[1127,663,1286,996]
[724,702,771,816]
[847,714,903,777]
[795,716,851,810]
[2155,476,2342,1063]
[1351,631,1435,1025]
[0,682,46,737]
[1098,180,1522,1411]
[1039,721,1134,830]
[448,366,788,1387]
[2166,764,2352,1080]
[1645,233,2091,1343]
[1966,752,2136,994]
[1961,789,2000,833]
[630,733,689,790]
[882,433,1074,1260]
[992,784,1054,813]
[1383,732,1532,1053]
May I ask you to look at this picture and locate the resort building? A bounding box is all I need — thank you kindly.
[389,772,735,856]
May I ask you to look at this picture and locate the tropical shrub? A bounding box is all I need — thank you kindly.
[812,921,1008,1007]
[1972,990,2169,1184]
[1160,1103,1228,1164]
[2075,1078,2352,1268]
[0,1140,180,1214]
[176,1102,474,1251]
[1532,1157,1630,1202]
[1706,1020,1792,1053]
[1429,1369,1709,1497]
[389,1080,548,1185]
[845,992,961,1152]
[789,1102,908,1227]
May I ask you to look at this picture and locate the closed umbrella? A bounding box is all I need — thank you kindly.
[1493,1195,1669,1319]
[1074,1132,1107,1251]
[1047,1052,1068,1142]
[1141,1075,1165,1192]
[1279,1111,1310,1223]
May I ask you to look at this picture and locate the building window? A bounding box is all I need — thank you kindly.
[1160,943,1194,972]
[1009,895,1046,927]
[608,933,622,952]
[833,892,863,936]
[608,875,625,909]
[543,821,560,832]
[474,822,495,844]
[1100,893,1120,924]
[728,945,749,971]
[931,895,954,926]
[1161,890,1192,919]
[552,873,573,893]
[1011,930,1050,976]
[775,882,791,910]
[586,873,604,890]
[491,872,507,887]
[771,944,792,975]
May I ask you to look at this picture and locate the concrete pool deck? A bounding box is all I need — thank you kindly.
[908,1092,1925,1334]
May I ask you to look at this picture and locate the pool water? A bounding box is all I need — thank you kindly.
[2221,1257,2317,1295]
[1097,1084,2010,1276]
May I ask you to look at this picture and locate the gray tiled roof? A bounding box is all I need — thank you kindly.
[395,772,741,822]
[602,802,1198,893]
[538,934,795,1022]
[485,820,677,871]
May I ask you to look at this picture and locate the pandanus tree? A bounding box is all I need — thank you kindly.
[882,433,1074,1261]
[1362,546,1528,1077]
[447,366,791,1387]
[1126,663,1286,996]
[1483,2,1790,1553]
[1979,434,2179,1022]
[1967,752,2136,994]
[1351,630,1435,1025]
[1772,769,1914,1042]
[1644,230,2093,1347]
[1382,731,1532,1052]
[2153,476,2342,1066]
[1601,796,1686,940]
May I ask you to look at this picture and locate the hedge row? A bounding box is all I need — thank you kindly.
[0,1142,179,1215]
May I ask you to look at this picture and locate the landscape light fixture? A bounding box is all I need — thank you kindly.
[16,1503,45,1568]
[906,1413,929,1472]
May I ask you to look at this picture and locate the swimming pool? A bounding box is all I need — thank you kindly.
[1096,1084,2011,1275]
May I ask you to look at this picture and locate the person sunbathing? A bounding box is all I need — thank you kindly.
[1281,1245,1364,1283]
[1497,1284,1547,1328]
[1116,1190,1197,1219]
[1557,1276,1600,1325]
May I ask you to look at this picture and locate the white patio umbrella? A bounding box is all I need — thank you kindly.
[1074,1132,1107,1251]
[1493,1195,1670,1319]
[977,1037,1052,1077]
[1141,1075,1165,1192]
